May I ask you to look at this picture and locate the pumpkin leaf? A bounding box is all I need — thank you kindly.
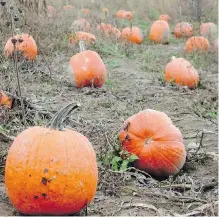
[120,160,129,171]
[128,154,139,162]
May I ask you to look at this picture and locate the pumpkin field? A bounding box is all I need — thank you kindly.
[0,0,218,216]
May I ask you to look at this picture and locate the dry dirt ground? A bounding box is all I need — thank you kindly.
[0,39,218,216]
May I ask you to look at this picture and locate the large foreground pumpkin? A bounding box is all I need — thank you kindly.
[121,27,144,44]
[119,109,186,180]
[200,22,217,38]
[68,41,107,88]
[4,33,37,60]
[174,22,193,38]
[185,36,209,53]
[5,103,98,215]
[149,20,170,44]
[165,57,199,89]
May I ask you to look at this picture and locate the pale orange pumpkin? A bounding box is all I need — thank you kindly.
[185,36,209,53]
[5,103,98,215]
[122,27,144,44]
[123,11,133,20]
[82,8,90,16]
[116,10,126,18]
[47,5,55,16]
[97,23,121,38]
[69,32,96,46]
[159,14,170,23]
[68,41,107,88]
[119,109,186,180]
[165,57,199,89]
[4,33,38,60]
[149,20,170,44]
[71,19,90,32]
[174,22,193,38]
[200,22,217,38]
[0,90,13,109]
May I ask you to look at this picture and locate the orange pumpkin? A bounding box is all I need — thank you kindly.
[4,33,38,60]
[82,8,90,16]
[97,23,121,38]
[200,22,217,38]
[119,109,186,180]
[0,90,13,109]
[69,32,96,46]
[5,104,98,215]
[123,11,133,20]
[159,14,170,23]
[174,22,193,38]
[71,19,90,32]
[116,10,125,18]
[149,20,170,44]
[47,5,55,16]
[5,103,98,215]
[122,27,144,44]
[185,36,209,53]
[68,41,107,88]
[165,57,199,89]
[63,5,72,10]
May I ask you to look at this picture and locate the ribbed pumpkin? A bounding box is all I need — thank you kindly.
[122,27,144,44]
[185,36,209,53]
[165,57,199,89]
[5,103,98,215]
[119,109,186,181]
[97,23,121,38]
[0,90,12,109]
[116,10,125,18]
[200,22,217,38]
[174,22,193,38]
[4,33,37,60]
[68,41,107,88]
[149,20,170,44]
[159,14,170,23]
[71,19,90,32]
[69,32,96,46]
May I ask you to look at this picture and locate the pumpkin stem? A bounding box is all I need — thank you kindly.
[79,40,86,52]
[47,103,80,130]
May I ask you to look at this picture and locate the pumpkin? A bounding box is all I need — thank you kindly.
[69,32,96,46]
[174,22,193,38]
[123,11,133,20]
[149,20,170,44]
[63,5,72,10]
[4,33,38,60]
[159,14,170,23]
[68,41,107,88]
[0,90,13,109]
[165,57,199,89]
[47,5,55,16]
[82,8,90,16]
[71,19,90,32]
[200,22,217,38]
[97,23,121,38]
[103,8,109,14]
[119,109,186,180]
[116,10,125,18]
[185,36,209,53]
[122,27,144,44]
[5,103,98,215]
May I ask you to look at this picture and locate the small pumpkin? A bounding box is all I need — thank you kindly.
[123,11,133,20]
[165,57,199,89]
[103,8,109,14]
[149,20,170,44]
[68,41,107,88]
[5,103,98,215]
[116,10,126,19]
[82,8,90,16]
[69,32,96,46]
[4,33,38,60]
[174,22,193,38]
[71,19,90,32]
[47,5,55,16]
[159,14,170,23]
[185,36,209,53]
[122,26,144,44]
[200,22,217,38]
[119,109,186,181]
[97,23,121,38]
[0,90,13,109]
[63,5,73,10]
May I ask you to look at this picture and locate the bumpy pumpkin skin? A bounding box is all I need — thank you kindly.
[5,127,98,215]
[4,34,37,60]
[149,20,170,44]
[68,50,107,88]
[119,109,186,181]
[165,58,199,89]
[200,22,217,38]
[174,22,193,38]
[122,27,144,44]
[159,14,170,23]
[185,36,209,53]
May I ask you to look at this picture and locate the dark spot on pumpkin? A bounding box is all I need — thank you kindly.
[125,134,130,141]
[42,193,47,198]
[124,122,130,131]
[33,195,38,199]
[41,177,48,185]
[29,174,32,177]
[56,172,58,174]
[44,169,49,173]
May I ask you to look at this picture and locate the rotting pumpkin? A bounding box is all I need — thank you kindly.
[119,109,186,181]
[5,103,98,215]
